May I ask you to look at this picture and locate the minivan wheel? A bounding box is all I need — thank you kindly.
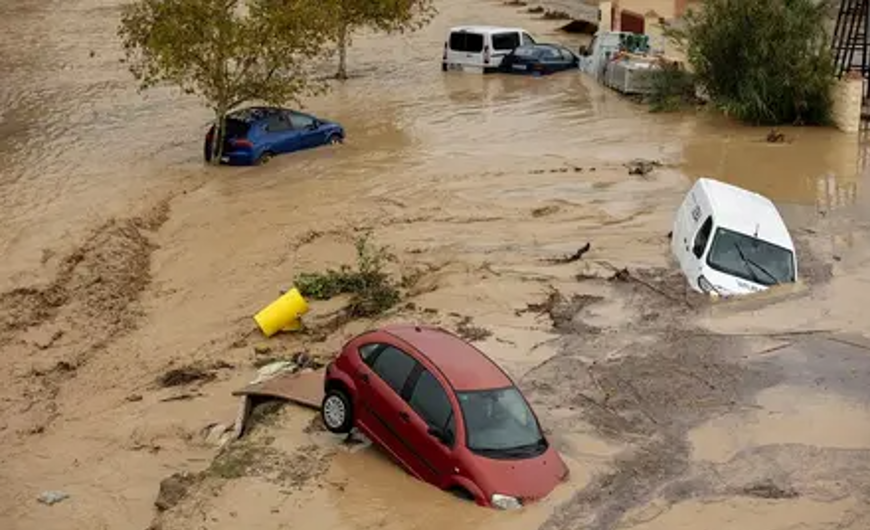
[257,151,274,165]
[321,388,353,434]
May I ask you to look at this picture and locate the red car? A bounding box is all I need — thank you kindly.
[321,324,569,509]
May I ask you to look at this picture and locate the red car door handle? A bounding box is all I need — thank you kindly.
[398,411,410,422]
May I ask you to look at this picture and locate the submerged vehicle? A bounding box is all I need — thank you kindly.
[442,25,537,73]
[203,106,344,166]
[672,177,798,297]
[321,324,568,509]
[498,43,580,75]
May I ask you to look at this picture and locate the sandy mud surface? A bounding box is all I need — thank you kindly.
[2,0,870,529]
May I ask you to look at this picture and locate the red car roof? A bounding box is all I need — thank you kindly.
[381,324,513,391]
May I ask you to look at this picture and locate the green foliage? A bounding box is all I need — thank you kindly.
[325,0,438,79]
[295,232,401,317]
[668,0,835,125]
[118,0,335,162]
[646,61,698,113]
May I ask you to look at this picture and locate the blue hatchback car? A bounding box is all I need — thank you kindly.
[204,106,345,165]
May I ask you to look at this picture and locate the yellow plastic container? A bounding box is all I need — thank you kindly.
[253,288,310,337]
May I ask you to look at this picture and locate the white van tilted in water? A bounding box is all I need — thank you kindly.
[442,26,536,73]
[671,178,798,297]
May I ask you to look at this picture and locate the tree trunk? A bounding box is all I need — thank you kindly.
[337,22,349,80]
[209,107,227,166]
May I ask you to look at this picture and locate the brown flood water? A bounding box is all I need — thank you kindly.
[2,0,870,529]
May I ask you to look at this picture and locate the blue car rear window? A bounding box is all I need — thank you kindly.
[224,119,250,137]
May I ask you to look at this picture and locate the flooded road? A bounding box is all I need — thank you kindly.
[2,0,870,529]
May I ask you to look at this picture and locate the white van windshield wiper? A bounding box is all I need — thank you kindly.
[733,242,779,285]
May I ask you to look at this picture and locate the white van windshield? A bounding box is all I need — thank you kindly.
[706,227,795,285]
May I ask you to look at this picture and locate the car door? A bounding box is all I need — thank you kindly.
[559,48,577,70]
[396,367,458,487]
[287,111,322,150]
[263,113,299,154]
[356,344,425,478]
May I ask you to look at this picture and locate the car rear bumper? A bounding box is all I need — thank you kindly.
[219,151,256,166]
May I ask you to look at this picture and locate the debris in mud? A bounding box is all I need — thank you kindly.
[741,480,799,499]
[545,242,591,264]
[608,268,631,282]
[542,9,571,20]
[155,472,199,511]
[532,205,560,218]
[159,392,205,402]
[253,343,272,355]
[526,5,544,13]
[519,288,604,334]
[158,366,212,387]
[249,399,286,427]
[766,129,786,143]
[126,394,143,402]
[504,0,527,5]
[252,351,323,371]
[157,361,232,387]
[624,159,661,177]
[37,490,69,506]
[454,316,493,342]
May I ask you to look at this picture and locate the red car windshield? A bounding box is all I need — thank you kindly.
[457,387,546,459]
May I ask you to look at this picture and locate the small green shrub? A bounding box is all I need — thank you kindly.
[669,0,835,125]
[295,232,401,317]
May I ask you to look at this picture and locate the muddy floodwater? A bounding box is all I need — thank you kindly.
[2,0,870,529]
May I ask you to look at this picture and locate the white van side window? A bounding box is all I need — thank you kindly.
[522,32,536,45]
[492,32,520,50]
[693,216,714,258]
[450,32,484,53]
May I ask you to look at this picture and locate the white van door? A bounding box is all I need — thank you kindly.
[489,31,526,67]
[445,31,485,72]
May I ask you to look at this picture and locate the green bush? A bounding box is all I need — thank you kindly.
[294,232,401,317]
[647,60,699,112]
[670,0,835,125]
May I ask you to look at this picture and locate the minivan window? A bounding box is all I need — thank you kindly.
[693,216,714,258]
[408,369,455,441]
[491,32,520,51]
[457,387,546,459]
[449,32,484,53]
[706,227,796,286]
[370,346,417,394]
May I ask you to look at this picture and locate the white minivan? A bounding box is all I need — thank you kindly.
[442,26,537,73]
[671,178,798,297]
